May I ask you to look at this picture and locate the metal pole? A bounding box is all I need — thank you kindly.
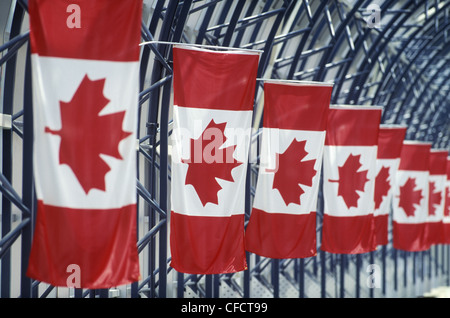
[394,248,398,292]
[340,254,345,298]
[356,254,360,298]
[299,258,304,298]
[404,251,407,290]
[20,44,33,298]
[272,259,279,298]
[157,78,172,298]
[1,1,25,299]
[370,251,374,298]
[177,272,184,298]
[382,245,386,295]
[421,252,425,285]
[205,275,212,298]
[321,250,326,298]
[243,252,250,298]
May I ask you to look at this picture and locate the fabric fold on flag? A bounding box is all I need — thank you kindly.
[244,80,333,259]
[373,125,406,246]
[392,141,431,252]
[27,0,142,288]
[443,157,450,244]
[170,45,259,274]
[427,149,448,245]
[321,105,382,254]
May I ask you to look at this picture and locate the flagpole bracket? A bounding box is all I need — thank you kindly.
[146,122,159,137]
[0,113,12,129]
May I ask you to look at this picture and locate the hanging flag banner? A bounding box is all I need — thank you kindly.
[373,125,406,246]
[443,157,450,244]
[27,0,142,288]
[170,45,259,274]
[321,105,382,254]
[245,80,333,259]
[427,149,447,245]
[392,141,431,251]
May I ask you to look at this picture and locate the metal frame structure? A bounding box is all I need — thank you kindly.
[1,0,450,298]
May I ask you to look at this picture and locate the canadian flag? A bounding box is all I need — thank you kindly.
[26,0,142,288]
[373,125,406,246]
[245,80,333,259]
[392,141,431,251]
[321,105,382,254]
[170,45,259,274]
[443,157,450,244]
[427,149,447,245]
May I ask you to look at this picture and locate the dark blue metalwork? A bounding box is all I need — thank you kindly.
[20,43,33,298]
[1,1,26,298]
[1,0,450,298]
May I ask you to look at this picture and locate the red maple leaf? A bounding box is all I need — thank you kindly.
[45,74,132,194]
[374,166,391,209]
[181,119,242,206]
[398,177,423,217]
[445,187,450,217]
[428,181,442,216]
[329,153,369,209]
[270,139,316,205]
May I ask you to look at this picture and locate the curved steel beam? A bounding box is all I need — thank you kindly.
[376,5,450,120]
[391,40,450,127]
[329,0,399,103]
[286,0,329,79]
[313,0,366,82]
[345,0,420,104]
[1,1,26,298]
[381,19,450,123]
